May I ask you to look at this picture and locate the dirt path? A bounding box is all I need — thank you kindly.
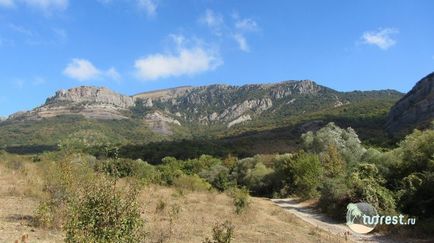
[270,198,397,243]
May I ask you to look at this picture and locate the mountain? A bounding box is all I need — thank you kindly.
[1,80,403,153]
[9,86,134,121]
[385,72,434,135]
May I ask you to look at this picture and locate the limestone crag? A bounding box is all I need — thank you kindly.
[9,86,134,120]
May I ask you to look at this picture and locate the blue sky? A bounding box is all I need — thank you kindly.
[1,0,434,116]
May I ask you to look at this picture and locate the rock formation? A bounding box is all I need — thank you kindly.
[385,72,434,135]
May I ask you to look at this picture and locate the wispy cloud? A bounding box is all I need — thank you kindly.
[134,34,222,80]
[0,0,68,12]
[198,9,260,53]
[63,58,121,82]
[199,9,224,35]
[235,18,259,32]
[137,0,157,17]
[361,28,399,50]
[233,33,249,52]
[9,24,34,36]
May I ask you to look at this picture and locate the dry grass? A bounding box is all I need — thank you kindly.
[139,185,348,243]
[0,158,64,242]
[0,153,347,243]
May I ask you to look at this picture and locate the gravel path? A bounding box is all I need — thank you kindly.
[270,198,398,243]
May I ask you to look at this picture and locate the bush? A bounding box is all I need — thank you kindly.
[289,152,323,199]
[96,158,159,183]
[199,164,232,191]
[228,187,250,214]
[182,155,222,175]
[230,156,274,195]
[203,220,235,243]
[318,176,353,220]
[34,160,85,229]
[350,163,396,214]
[173,174,212,191]
[65,176,146,242]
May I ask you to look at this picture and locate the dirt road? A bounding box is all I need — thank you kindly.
[270,198,397,243]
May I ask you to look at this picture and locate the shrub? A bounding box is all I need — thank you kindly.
[34,160,83,229]
[199,164,232,191]
[230,156,274,195]
[289,152,323,199]
[203,220,235,243]
[350,163,396,214]
[318,176,353,219]
[65,176,146,242]
[173,174,212,191]
[182,155,222,175]
[96,158,159,183]
[228,187,250,214]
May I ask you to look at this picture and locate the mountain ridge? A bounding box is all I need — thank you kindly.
[385,72,434,135]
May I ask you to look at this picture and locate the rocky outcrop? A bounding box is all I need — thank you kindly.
[227,115,252,128]
[385,72,434,134]
[46,86,134,108]
[144,111,181,135]
[9,86,134,121]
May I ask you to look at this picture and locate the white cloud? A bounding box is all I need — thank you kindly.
[64,59,101,81]
[361,28,399,50]
[233,33,249,52]
[137,0,157,17]
[134,35,222,80]
[235,18,258,32]
[63,58,120,82]
[199,9,224,31]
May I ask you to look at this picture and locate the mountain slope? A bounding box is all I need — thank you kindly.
[386,72,434,135]
[1,80,403,151]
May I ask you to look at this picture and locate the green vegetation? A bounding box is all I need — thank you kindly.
[203,221,235,243]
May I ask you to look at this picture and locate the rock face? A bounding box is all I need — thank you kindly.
[9,86,134,121]
[46,86,134,108]
[385,72,434,134]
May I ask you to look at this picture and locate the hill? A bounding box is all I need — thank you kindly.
[386,72,434,135]
[0,80,403,155]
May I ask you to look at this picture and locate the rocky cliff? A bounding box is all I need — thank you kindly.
[385,72,434,135]
[9,86,134,121]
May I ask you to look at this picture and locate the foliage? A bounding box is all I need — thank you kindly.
[65,176,146,242]
[34,160,87,229]
[302,122,366,166]
[228,187,250,214]
[289,152,323,199]
[199,164,232,191]
[350,163,396,214]
[203,220,235,243]
[172,174,212,191]
[318,176,353,219]
[320,144,346,178]
[230,156,274,195]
